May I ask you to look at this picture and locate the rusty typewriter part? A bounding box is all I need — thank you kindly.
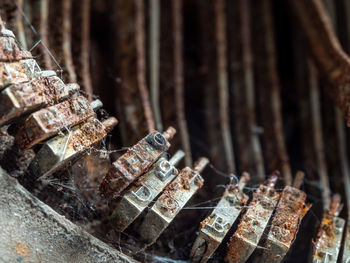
[99,126,176,199]
[190,172,250,263]
[0,59,41,90]
[29,117,118,180]
[313,194,345,263]
[342,213,350,263]
[225,174,280,263]
[0,75,80,127]
[111,149,185,232]
[0,26,31,62]
[138,157,209,245]
[15,96,102,150]
[255,171,312,263]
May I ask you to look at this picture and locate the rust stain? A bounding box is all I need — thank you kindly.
[15,243,28,258]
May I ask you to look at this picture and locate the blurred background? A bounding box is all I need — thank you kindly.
[1,0,350,262]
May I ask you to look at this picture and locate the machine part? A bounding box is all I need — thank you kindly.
[138,157,209,245]
[0,76,79,126]
[15,96,99,150]
[111,150,185,232]
[99,126,176,199]
[225,174,280,263]
[0,28,31,62]
[0,59,41,90]
[255,172,312,263]
[0,167,137,263]
[29,117,118,180]
[313,194,345,263]
[342,216,350,263]
[190,172,250,263]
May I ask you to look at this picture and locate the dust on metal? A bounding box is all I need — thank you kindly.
[0,75,79,126]
[190,172,250,263]
[15,96,98,150]
[29,117,118,179]
[111,150,185,232]
[138,157,209,245]
[225,173,280,263]
[99,126,176,199]
[255,171,312,263]
[313,194,345,263]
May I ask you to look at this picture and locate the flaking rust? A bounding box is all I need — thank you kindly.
[0,75,80,126]
[138,157,209,245]
[225,173,280,263]
[15,96,100,150]
[190,172,250,263]
[29,117,118,179]
[255,172,312,263]
[313,194,345,263]
[0,27,31,62]
[99,126,176,199]
[0,59,41,90]
[111,150,185,232]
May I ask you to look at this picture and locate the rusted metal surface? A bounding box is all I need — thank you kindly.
[100,126,176,199]
[15,96,97,150]
[111,150,185,232]
[289,0,350,126]
[29,117,118,179]
[0,28,31,62]
[313,194,345,263]
[0,76,79,126]
[190,172,250,263]
[343,216,350,263]
[0,59,40,90]
[256,172,311,263]
[225,174,280,263]
[138,157,209,245]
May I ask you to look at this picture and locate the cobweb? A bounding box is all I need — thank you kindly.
[0,2,329,262]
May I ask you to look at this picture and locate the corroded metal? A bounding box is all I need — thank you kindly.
[0,59,41,90]
[225,174,280,263]
[313,194,345,263]
[111,150,185,231]
[256,172,312,263]
[138,157,209,245]
[0,76,79,126]
[342,216,350,263]
[0,28,31,62]
[99,126,176,199]
[190,172,250,263]
[29,117,118,179]
[15,96,98,150]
